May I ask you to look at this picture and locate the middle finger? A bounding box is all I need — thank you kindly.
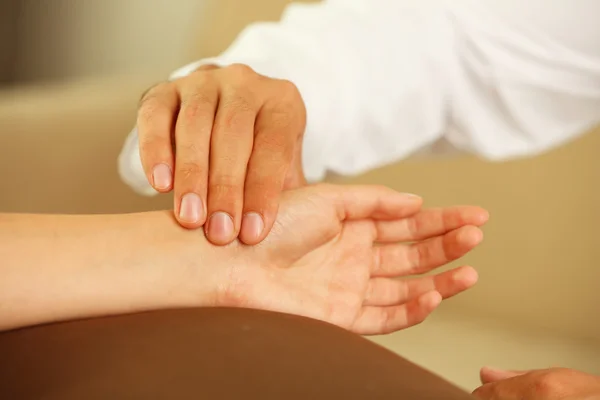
[206,86,258,245]
[372,225,483,277]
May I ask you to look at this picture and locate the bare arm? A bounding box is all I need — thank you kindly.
[0,211,224,331]
[0,185,488,334]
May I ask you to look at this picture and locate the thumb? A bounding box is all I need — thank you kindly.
[480,367,529,384]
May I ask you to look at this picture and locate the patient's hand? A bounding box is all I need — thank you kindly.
[216,184,488,335]
[0,184,486,332]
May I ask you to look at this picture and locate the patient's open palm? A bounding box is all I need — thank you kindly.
[222,184,488,335]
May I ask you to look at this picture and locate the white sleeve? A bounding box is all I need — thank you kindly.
[119,0,600,191]
[445,0,600,161]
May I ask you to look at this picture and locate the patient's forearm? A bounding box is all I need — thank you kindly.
[0,212,222,331]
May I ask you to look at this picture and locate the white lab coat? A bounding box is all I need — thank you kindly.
[119,0,600,196]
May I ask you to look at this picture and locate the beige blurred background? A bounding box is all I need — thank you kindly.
[0,0,599,391]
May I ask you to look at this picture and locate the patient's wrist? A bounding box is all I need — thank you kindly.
[143,211,239,310]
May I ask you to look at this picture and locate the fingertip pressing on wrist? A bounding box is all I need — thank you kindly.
[151,163,173,192]
[239,212,267,245]
[176,193,207,229]
[205,211,236,246]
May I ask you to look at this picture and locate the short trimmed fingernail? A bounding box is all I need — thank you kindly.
[152,164,172,190]
[207,212,234,243]
[482,367,503,373]
[179,193,203,223]
[241,213,264,241]
[404,193,421,198]
[453,267,478,285]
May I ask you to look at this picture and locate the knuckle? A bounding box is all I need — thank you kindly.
[278,78,299,92]
[137,109,172,135]
[210,175,242,193]
[196,63,220,72]
[407,215,421,237]
[217,98,257,133]
[178,140,201,155]
[181,103,203,122]
[380,310,394,334]
[226,63,256,80]
[269,79,305,114]
[209,182,244,206]
[533,371,564,396]
[276,79,302,101]
[188,65,218,79]
[138,82,170,106]
[221,91,256,114]
[182,68,213,84]
[177,162,203,181]
[137,96,164,126]
[413,243,430,267]
[181,93,214,122]
[186,89,214,105]
[372,248,384,275]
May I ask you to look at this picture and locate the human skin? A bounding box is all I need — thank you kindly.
[136,64,307,245]
[0,184,487,333]
[473,367,600,399]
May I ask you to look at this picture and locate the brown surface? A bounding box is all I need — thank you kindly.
[0,308,473,399]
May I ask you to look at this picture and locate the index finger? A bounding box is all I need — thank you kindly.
[137,82,179,192]
[480,367,528,384]
[374,206,490,242]
[317,184,423,221]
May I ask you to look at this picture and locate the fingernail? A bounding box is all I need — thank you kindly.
[207,212,234,243]
[152,164,172,190]
[482,367,504,373]
[453,267,479,285]
[404,193,421,199]
[241,212,265,241]
[477,209,491,225]
[179,193,203,223]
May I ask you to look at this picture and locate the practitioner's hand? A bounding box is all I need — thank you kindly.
[473,367,600,399]
[136,64,307,245]
[217,184,489,335]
